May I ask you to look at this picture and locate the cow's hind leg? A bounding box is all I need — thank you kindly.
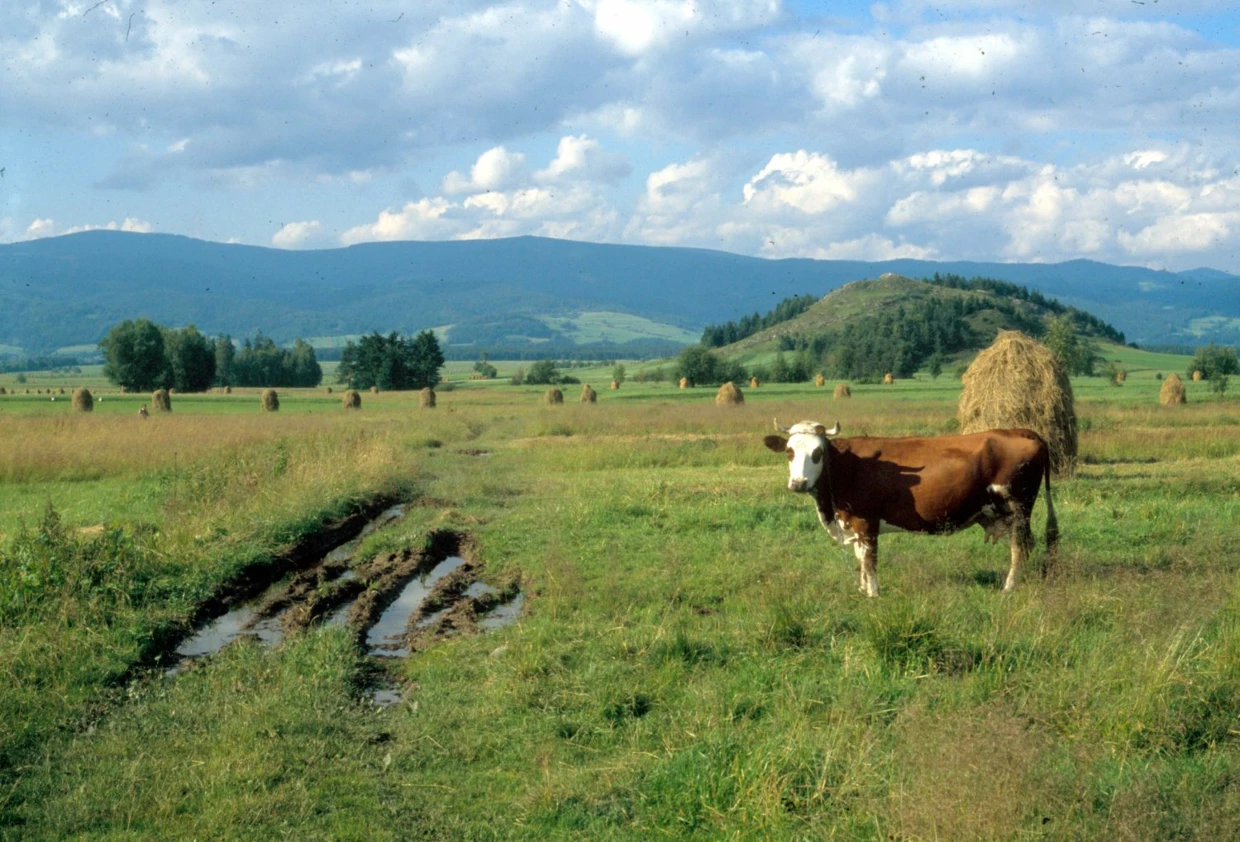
[1004,506,1033,593]
[855,539,879,598]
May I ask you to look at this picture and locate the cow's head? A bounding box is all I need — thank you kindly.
[763,419,841,493]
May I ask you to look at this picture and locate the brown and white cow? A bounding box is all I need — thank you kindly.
[764,420,1058,596]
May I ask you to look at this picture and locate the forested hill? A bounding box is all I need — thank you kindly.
[1,230,1238,354]
[722,273,1126,380]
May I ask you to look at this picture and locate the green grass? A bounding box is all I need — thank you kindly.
[539,311,699,345]
[3,380,1240,839]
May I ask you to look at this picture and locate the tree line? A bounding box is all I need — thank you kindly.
[700,294,819,348]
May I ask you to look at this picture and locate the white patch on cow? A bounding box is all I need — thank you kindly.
[988,483,1011,498]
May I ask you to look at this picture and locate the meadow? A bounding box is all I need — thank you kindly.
[2,355,1239,840]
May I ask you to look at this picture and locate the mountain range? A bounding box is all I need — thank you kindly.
[2,231,1237,355]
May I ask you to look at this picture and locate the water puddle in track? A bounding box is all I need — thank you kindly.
[366,556,466,657]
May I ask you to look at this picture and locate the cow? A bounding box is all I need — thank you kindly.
[763,420,1058,596]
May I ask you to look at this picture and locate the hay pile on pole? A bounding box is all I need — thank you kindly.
[679,377,690,390]
[1159,373,1187,406]
[370,385,379,394]
[580,384,597,404]
[419,387,436,408]
[72,387,93,412]
[224,386,233,394]
[543,387,564,405]
[833,383,851,399]
[1114,370,1127,384]
[883,372,894,385]
[958,330,1077,476]
[1192,370,1203,381]
[152,388,172,412]
[715,381,744,406]
[815,374,826,388]
[325,386,333,394]
[749,377,760,388]
[342,390,361,409]
[610,380,620,390]
[261,389,279,411]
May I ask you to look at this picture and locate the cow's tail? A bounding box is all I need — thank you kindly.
[1042,452,1059,576]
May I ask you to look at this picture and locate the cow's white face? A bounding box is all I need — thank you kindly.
[763,420,839,494]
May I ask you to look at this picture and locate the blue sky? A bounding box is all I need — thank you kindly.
[3,0,1240,271]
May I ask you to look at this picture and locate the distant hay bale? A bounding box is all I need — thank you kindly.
[224,386,233,394]
[883,372,894,385]
[0,387,6,395]
[1160,373,1187,406]
[370,385,379,394]
[815,374,826,388]
[261,388,279,411]
[72,387,93,412]
[610,380,620,390]
[715,381,744,406]
[958,330,1077,477]
[151,388,172,412]
[749,377,760,388]
[419,387,436,408]
[833,383,852,399]
[1192,370,1203,381]
[543,387,564,405]
[1114,370,1127,384]
[580,384,597,404]
[325,386,333,394]
[342,389,361,409]
[58,388,65,395]
[679,377,690,390]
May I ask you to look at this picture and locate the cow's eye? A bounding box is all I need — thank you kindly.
[811,447,823,464]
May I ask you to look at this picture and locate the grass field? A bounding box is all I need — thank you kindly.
[3,355,1240,840]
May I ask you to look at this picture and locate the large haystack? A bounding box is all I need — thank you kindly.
[151,388,172,412]
[342,389,361,409]
[833,383,852,399]
[543,387,564,405]
[883,372,894,385]
[1160,373,1187,406]
[72,387,93,412]
[958,330,1077,476]
[715,381,744,406]
[580,384,597,404]
[419,387,436,408]
[261,389,279,411]
[815,374,826,388]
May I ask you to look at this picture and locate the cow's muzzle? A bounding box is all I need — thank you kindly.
[788,478,811,493]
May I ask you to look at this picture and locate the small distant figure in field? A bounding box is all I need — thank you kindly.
[138,404,149,420]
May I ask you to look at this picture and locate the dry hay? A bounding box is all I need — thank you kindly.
[342,389,361,409]
[1114,369,1127,384]
[1159,373,1187,406]
[1192,370,1203,381]
[749,376,760,388]
[679,377,690,389]
[72,387,93,412]
[815,373,826,388]
[325,386,333,394]
[610,380,620,390]
[370,385,379,394]
[958,330,1077,476]
[224,385,233,394]
[580,384,597,404]
[543,387,564,405]
[58,387,65,395]
[0,387,6,395]
[419,387,436,408]
[833,383,852,399]
[883,372,894,385]
[715,381,744,406]
[261,388,280,411]
[151,388,172,412]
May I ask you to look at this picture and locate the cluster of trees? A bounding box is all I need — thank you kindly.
[700,294,819,348]
[99,319,321,392]
[674,345,749,386]
[927,274,1126,344]
[336,331,444,390]
[1042,314,1102,376]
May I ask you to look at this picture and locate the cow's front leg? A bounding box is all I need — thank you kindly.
[854,538,879,597]
[1004,507,1033,593]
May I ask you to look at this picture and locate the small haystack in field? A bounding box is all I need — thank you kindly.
[580,384,597,404]
[0,387,6,395]
[749,377,760,388]
[152,388,172,412]
[261,389,279,411]
[419,387,436,408]
[815,374,826,388]
[58,388,65,395]
[1114,370,1127,384]
[72,387,93,412]
[342,390,361,409]
[325,386,333,394]
[610,380,620,390]
[370,385,379,394]
[679,377,690,390]
[833,383,852,399]
[958,330,1077,476]
[883,372,894,385]
[1160,373,1187,406]
[543,387,564,405]
[715,381,744,406]
[224,386,233,394]
[1192,370,1203,381]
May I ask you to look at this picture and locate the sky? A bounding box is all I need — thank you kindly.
[3,0,1240,272]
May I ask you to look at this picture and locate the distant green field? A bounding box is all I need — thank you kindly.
[539,311,699,345]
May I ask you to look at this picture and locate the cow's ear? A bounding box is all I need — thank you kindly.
[763,435,788,453]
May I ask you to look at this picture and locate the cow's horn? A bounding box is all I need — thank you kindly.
[773,418,791,434]
[824,422,841,436]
